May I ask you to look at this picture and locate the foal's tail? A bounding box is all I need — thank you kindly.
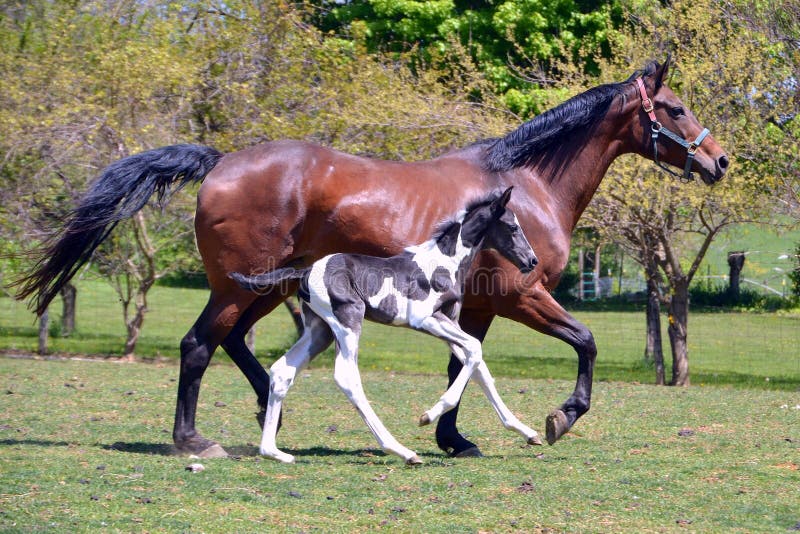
[229,267,311,295]
[12,144,224,315]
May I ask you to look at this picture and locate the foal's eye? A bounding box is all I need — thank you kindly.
[668,106,685,118]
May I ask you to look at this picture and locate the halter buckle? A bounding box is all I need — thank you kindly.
[687,143,699,155]
[642,98,654,113]
[651,122,662,133]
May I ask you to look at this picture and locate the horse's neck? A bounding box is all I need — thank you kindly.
[535,100,634,231]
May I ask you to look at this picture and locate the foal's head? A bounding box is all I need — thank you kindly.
[461,187,538,274]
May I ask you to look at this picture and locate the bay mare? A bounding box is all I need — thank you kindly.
[15,57,728,458]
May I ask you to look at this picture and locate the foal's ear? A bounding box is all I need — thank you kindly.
[654,54,671,89]
[497,186,513,209]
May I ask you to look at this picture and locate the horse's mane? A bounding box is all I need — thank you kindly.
[429,190,503,243]
[483,62,661,177]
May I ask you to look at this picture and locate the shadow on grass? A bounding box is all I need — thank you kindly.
[0,439,71,448]
[101,441,176,455]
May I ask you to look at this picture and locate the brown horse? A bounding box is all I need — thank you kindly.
[15,58,728,458]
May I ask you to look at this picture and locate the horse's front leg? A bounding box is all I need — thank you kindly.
[499,283,597,445]
[416,313,484,427]
[434,311,494,457]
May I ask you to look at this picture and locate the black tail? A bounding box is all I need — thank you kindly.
[12,144,223,315]
[229,268,310,294]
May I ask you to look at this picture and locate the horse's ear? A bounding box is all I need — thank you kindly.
[655,54,671,89]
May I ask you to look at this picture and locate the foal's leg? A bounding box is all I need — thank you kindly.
[328,320,422,465]
[435,311,494,457]
[220,285,299,428]
[459,350,542,446]
[417,313,485,427]
[260,308,334,463]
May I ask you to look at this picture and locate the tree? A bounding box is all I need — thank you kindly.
[0,0,205,356]
[307,0,623,116]
[585,0,793,385]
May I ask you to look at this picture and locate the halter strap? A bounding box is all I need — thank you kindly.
[635,77,711,182]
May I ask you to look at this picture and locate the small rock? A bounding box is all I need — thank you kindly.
[288,491,302,498]
[326,425,338,433]
[214,401,226,407]
[185,463,205,473]
[677,428,695,437]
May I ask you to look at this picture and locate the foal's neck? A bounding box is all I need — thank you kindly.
[406,224,481,278]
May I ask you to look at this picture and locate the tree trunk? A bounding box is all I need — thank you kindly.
[644,276,665,385]
[123,303,146,360]
[727,251,746,299]
[38,309,49,355]
[668,280,690,386]
[284,298,304,338]
[60,283,77,337]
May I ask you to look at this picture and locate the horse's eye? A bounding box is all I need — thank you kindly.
[669,106,685,118]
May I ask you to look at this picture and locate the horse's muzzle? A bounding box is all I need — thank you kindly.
[520,256,539,274]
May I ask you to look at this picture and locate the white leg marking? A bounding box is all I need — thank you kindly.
[417,315,483,426]
[260,318,330,463]
[331,325,420,463]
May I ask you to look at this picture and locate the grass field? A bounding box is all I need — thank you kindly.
[2,280,799,390]
[1,357,798,532]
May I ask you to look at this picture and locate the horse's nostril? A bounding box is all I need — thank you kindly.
[718,155,729,170]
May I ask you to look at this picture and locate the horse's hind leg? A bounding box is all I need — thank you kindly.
[220,284,299,427]
[174,291,253,457]
[260,307,334,463]
[328,320,422,465]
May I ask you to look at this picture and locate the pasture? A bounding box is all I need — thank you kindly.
[1,356,798,532]
[1,280,799,389]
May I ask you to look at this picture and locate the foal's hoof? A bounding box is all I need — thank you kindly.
[452,446,483,458]
[545,410,570,445]
[418,413,431,427]
[406,455,424,466]
[527,434,543,446]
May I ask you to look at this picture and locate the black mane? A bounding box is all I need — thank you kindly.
[483,62,661,177]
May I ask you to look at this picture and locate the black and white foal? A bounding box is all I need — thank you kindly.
[231,187,540,464]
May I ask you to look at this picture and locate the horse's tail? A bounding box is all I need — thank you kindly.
[12,144,224,315]
[229,267,311,295]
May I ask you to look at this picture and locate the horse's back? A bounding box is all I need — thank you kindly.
[195,140,491,289]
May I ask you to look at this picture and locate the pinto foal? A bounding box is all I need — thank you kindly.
[231,187,541,464]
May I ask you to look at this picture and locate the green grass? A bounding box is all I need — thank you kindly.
[1,357,798,532]
[2,279,799,390]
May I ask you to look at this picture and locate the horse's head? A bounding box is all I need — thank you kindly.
[483,187,539,274]
[633,56,729,184]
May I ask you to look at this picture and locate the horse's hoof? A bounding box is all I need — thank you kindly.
[406,455,424,466]
[418,413,431,426]
[452,446,483,458]
[527,434,543,446]
[194,443,229,459]
[545,410,569,445]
